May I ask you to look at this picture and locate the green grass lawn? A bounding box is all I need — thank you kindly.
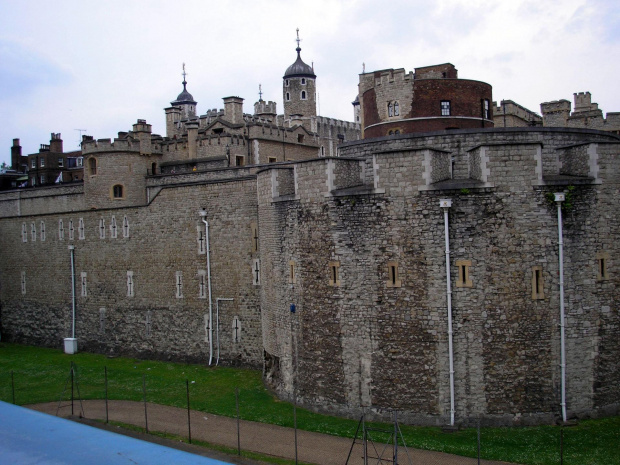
[1,342,618,465]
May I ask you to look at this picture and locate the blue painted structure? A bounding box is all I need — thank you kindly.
[0,401,231,464]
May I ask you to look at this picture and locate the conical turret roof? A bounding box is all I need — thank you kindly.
[284,47,316,79]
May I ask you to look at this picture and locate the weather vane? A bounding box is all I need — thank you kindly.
[296,28,301,48]
[259,84,263,101]
[182,63,187,82]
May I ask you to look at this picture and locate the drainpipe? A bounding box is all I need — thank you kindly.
[199,210,214,366]
[440,199,455,426]
[215,298,234,366]
[69,245,76,339]
[554,193,567,422]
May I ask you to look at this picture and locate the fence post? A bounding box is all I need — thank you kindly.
[142,374,148,434]
[186,380,192,444]
[11,370,15,405]
[104,367,109,424]
[235,387,241,456]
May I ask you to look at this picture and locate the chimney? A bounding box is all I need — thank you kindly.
[11,138,22,171]
[50,133,63,153]
[223,97,244,125]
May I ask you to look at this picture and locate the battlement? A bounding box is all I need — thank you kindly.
[540,99,571,114]
[374,68,413,86]
[254,100,277,116]
[315,116,360,131]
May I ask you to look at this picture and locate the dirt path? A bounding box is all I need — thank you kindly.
[28,400,518,465]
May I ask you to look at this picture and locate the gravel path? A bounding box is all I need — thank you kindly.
[28,400,518,465]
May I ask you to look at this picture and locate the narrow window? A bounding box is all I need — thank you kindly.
[122,216,130,238]
[288,261,296,284]
[329,261,341,287]
[31,159,36,169]
[252,259,261,285]
[58,219,64,241]
[99,308,106,334]
[597,252,610,281]
[58,157,64,168]
[22,223,27,243]
[388,130,393,136]
[40,175,46,184]
[21,271,26,295]
[236,155,245,166]
[88,157,97,176]
[301,78,306,85]
[285,79,289,87]
[40,221,45,241]
[112,184,123,199]
[301,90,307,100]
[31,222,36,242]
[99,218,105,239]
[532,266,544,299]
[297,134,304,143]
[110,216,117,239]
[386,261,402,288]
[394,101,399,116]
[78,218,85,240]
[80,272,87,297]
[40,157,45,168]
[441,100,451,116]
[198,270,207,299]
[483,99,490,119]
[232,316,241,343]
[286,92,290,101]
[456,260,473,288]
[127,271,134,297]
[251,223,259,253]
[388,102,393,117]
[175,271,183,298]
[69,220,75,241]
[197,226,206,254]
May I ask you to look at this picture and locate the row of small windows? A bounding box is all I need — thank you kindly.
[284,78,309,87]
[21,216,130,242]
[387,101,400,117]
[285,91,308,101]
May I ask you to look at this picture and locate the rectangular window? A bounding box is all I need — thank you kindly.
[252,259,261,286]
[288,261,296,284]
[40,175,46,184]
[232,316,241,343]
[198,270,207,299]
[110,216,117,239]
[122,216,130,238]
[21,271,26,295]
[456,259,473,288]
[441,100,451,116]
[597,252,610,281]
[236,155,245,166]
[69,220,75,241]
[80,272,87,297]
[31,159,36,169]
[532,266,544,299]
[297,134,304,143]
[127,271,134,297]
[483,99,490,119]
[58,219,64,240]
[99,218,105,239]
[197,226,206,254]
[58,157,64,168]
[268,157,277,163]
[175,271,184,298]
[386,261,402,288]
[78,218,85,240]
[31,222,36,242]
[40,158,45,168]
[22,223,27,243]
[39,221,45,241]
[329,261,341,287]
[251,223,259,253]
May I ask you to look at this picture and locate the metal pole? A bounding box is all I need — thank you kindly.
[200,212,214,366]
[441,199,455,426]
[105,367,109,424]
[71,362,74,416]
[235,387,241,456]
[142,374,148,433]
[555,193,567,423]
[11,370,15,405]
[186,380,192,444]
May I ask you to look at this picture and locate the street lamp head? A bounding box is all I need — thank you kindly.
[554,193,565,202]
[199,209,207,218]
[440,199,452,209]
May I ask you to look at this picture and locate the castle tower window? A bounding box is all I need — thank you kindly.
[198,270,207,299]
[441,101,451,116]
[112,184,124,199]
[329,261,341,286]
[232,316,241,343]
[597,252,610,281]
[236,155,245,166]
[80,272,87,297]
[197,226,206,254]
[388,102,394,117]
[289,261,296,284]
[268,157,277,163]
[127,271,134,297]
[31,222,36,242]
[78,218,85,240]
[285,79,290,87]
[301,91,307,100]
[531,266,544,299]
[286,92,291,101]
[456,260,473,288]
[58,219,64,241]
[251,223,259,253]
[386,261,402,288]
[40,221,45,242]
[301,78,306,85]
[69,220,75,241]
[394,102,399,116]
[394,129,400,135]
[483,99,490,119]
[22,223,27,243]
[252,259,261,286]
[21,271,26,295]
[297,134,304,143]
[99,218,105,239]
[122,216,130,238]
[175,271,183,298]
[88,157,97,176]
[110,216,117,239]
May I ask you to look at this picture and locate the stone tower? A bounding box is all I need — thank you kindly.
[165,64,197,137]
[283,30,316,119]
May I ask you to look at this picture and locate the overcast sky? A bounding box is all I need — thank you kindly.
[1,0,618,166]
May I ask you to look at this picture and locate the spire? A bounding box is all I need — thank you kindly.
[283,29,315,79]
[171,63,196,107]
[259,84,263,102]
[182,63,188,90]
[295,28,302,54]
